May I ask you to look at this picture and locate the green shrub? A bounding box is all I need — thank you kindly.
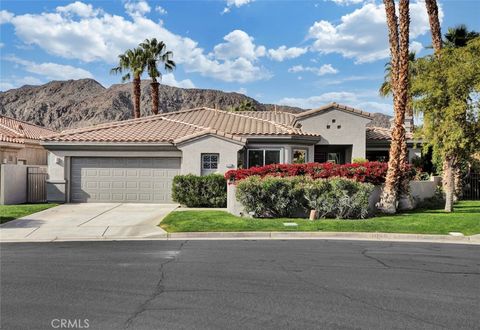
[172,174,227,207]
[236,176,308,217]
[352,157,368,164]
[236,176,373,219]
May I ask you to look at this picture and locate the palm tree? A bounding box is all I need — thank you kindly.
[140,39,176,115]
[378,0,410,214]
[379,51,417,211]
[111,48,147,119]
[444,24,479,48]
[425,0,443,55]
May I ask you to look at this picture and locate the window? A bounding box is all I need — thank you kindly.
[337,125,341,129]
[248,149,281,167]
[292,149,307,164]
[332,119,336,123]
[327,152,340,164]
[326,125,331,129]
[202,153,219,171]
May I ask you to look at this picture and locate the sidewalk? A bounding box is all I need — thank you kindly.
[2,230,479,244]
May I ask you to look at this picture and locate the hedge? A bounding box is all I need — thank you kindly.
[236,176,374,219]
[226,161,415,186]
[172,174,227,207]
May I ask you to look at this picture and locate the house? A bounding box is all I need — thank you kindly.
[43,103,420,203]
[0,115,56,165]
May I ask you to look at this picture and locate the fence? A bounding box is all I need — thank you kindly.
[463,173,480,200]
[27,167,48,203]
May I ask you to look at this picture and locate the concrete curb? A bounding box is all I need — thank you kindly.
[1,231,479,244]
[165,231,480,244]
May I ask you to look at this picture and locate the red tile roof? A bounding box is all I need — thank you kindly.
[0,115,56,144]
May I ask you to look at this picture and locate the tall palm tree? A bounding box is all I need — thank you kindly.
[425,0,443,55]
[140,38,176,115]
[111,48,147,119]
[378,0,410,214]
[444,24,479,48]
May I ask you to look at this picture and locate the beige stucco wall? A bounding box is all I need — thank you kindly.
[178,135,244,175]
[0,164,27,205]
[297,109,371,160]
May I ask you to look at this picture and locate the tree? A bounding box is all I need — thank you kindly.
[140,39,176,115]
[425,0,443,54]
[444,25,479,48]
[412,38,480,212]
[111,48,147,119]
[377,0,410,214]
[231,100,256,112]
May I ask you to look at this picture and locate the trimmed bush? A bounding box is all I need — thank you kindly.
[172,174,227,207]
[236,176,373,219]
[236,176,307,217]
[304,178,373,219]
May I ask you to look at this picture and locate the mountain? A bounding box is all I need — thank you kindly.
[0,79,391,131]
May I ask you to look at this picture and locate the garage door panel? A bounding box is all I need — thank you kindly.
[71,157,180,203]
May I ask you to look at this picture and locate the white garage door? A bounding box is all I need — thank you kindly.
[70,157,180,203]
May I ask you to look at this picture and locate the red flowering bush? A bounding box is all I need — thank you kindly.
[225,162,415,186]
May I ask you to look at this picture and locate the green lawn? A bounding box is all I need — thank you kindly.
[160,200,480,236]
[0,204,58,224]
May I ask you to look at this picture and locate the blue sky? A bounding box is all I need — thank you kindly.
[1,0,479,114]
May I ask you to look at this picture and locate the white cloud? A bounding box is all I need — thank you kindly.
[0,10,13,24]
[155,6,167,15]
[0,42,4,48]
[267,46,307,62]
[237,87,247,94]
[4,3,270,83]
[308,1,443,63]
[213,30,263,61]
[4,55,93,80]
[288,64,338,76]
[222,0,253,14]
[124,0,151,17]
[328,0,364,5]
[278,90,392,114]
[0,76,43,91]
[56,2,99,17]
[409,41,423,54]
[161,73,194,88]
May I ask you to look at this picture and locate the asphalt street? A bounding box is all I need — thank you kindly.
[1,240,479,330]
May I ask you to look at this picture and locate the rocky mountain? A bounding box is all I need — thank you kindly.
[0,79,391,131]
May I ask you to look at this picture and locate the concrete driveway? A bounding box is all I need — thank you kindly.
[0,203,178,242]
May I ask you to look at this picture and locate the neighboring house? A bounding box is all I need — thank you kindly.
[0,115,56,165]
[43,103,420,203]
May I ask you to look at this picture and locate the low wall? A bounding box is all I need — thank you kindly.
[227,176,442,217]
[0,164,27,205]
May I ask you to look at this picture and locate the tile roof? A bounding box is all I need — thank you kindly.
[46,116,204,143]
[295,102,374,119]
[0,115,56,144]
[45,107,321,144]
[367,126,414,141]
[159,108,309,135]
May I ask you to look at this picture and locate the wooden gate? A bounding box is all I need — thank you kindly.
[463,173,480,200]
[27,167,48,203]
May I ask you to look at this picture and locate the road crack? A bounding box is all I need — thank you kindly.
[124,240,188,329]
